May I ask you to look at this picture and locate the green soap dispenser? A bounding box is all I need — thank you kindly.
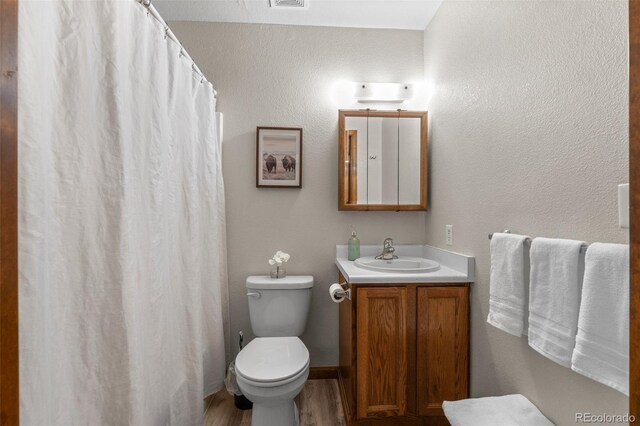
[348,231,360,261]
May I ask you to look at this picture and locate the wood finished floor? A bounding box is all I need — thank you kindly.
[203,379,347,426]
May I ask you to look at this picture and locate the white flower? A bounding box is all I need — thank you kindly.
[268,250,291,266]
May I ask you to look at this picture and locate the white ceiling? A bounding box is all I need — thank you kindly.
[153,0,443,30]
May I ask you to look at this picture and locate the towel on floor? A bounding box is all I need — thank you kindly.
[571,243,629,395]
[528,237,585,367]
[487,233,530,337]
[443,394,554,426]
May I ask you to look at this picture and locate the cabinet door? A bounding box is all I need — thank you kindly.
[417,286,469,416]
[356,287,407,419]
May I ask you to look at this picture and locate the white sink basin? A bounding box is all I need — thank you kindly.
[354,256,440,273]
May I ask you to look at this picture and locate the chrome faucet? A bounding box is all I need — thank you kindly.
[375,238,398,260]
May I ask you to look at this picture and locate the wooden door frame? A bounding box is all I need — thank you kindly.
[0,1,637,424]
[0,0,19,424]
[629,0,639,418]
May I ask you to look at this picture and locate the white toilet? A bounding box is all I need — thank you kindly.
[235,275,313,426]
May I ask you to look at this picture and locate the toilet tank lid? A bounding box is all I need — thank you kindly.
[246,275,314,289]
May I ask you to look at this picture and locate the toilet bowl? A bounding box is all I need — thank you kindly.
[235,275,314,426]
[235,337,310,425]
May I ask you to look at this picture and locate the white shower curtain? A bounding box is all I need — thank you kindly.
[18,1,228,424]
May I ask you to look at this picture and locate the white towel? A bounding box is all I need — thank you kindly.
[487,233,530,337]
[442,394,554,426]
[527,237,585,367]
[571,243,629,395]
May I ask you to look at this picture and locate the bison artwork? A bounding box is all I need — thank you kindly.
[265,154,277,173]
[282,155,296,172]
[258,128,301,186]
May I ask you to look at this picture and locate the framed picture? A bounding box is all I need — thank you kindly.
[256,127,303,188]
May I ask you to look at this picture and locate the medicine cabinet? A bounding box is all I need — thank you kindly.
[338,110,427,211]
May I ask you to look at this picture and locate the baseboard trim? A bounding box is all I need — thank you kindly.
[308,366,339,380]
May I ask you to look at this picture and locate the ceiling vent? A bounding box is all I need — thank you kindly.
[269,0,308,9]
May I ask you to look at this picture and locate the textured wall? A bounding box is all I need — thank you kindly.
[169,22,425,366]
[423,1,629,424]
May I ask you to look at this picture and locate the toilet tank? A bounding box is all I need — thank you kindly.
[246,275,314,337]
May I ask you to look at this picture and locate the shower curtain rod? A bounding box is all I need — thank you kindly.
[138,0,218,98]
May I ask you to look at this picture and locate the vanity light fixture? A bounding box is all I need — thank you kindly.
[355,82,414,103]
[269,0,308,9]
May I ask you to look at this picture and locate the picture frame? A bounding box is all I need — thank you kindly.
[256,127,303,188]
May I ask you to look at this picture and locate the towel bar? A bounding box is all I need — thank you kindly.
[488,230,588,253]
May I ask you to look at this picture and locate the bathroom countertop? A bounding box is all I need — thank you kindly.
[335,244,475,284]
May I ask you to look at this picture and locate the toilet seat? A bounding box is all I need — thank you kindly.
[236,360,309,388]
[235,336,309,386]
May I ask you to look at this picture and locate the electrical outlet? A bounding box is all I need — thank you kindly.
[619,184,629,229]
[446,225,453,245]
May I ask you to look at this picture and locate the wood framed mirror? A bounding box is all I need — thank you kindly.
[338,109,428,211]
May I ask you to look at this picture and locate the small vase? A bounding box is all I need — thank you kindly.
[270,265,287,279]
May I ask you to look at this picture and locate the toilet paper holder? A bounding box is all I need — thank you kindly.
[333,283,351,301]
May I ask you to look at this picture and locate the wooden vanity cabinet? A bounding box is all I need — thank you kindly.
[338,274,469,425]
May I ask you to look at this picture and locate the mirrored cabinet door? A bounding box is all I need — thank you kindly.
[339,110,427,211]
[399,117,422,205]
